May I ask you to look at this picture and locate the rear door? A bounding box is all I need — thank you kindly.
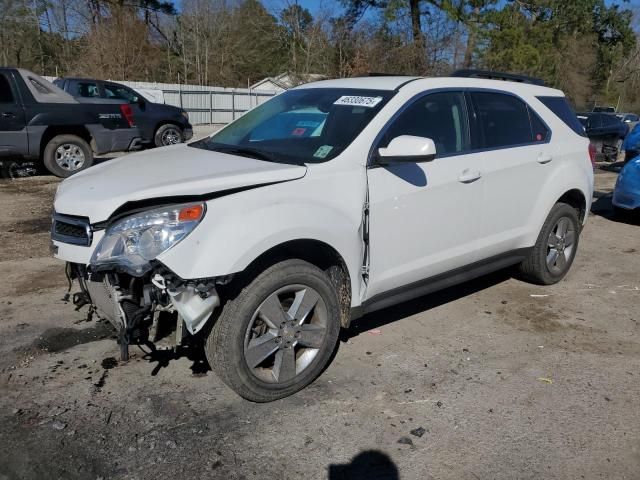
[468,90,551,259]
[0,71,28,157]
[366,90,484,299]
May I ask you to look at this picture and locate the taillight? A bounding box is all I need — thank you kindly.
[588,143,596,170]
[119,104,135,127]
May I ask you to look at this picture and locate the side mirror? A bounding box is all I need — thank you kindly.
[377,135,437,164]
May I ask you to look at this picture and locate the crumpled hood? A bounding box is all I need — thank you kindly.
[54,144,307,222]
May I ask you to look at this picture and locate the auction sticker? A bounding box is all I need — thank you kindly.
[313,145,334,158]
[334,96,383,108]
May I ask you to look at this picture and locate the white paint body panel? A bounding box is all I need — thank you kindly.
[53,76,594,309]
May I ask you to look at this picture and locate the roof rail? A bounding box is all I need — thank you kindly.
[451,69,545,86]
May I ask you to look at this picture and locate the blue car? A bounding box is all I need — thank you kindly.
[613,154,640,213]
[623,123,640,163]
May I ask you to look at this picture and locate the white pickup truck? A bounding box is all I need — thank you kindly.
[52,72,594,401]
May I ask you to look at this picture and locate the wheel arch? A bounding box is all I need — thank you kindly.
[556,188,588,224]
[228,239,353,328]
[40,125,93,157]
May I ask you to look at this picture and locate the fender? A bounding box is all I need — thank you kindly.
[523,155,593,248]
[157,168,368,306]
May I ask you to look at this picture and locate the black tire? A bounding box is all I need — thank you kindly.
[518,202,581,285]
[43,134,93,178]
[206,259,341,402]
[0,159,39,179]
[154,124,183,147]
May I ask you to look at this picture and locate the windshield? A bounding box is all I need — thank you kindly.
[190,88,394,165]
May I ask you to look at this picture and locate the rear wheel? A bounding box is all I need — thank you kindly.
[518,203,580,285]
[206,259,341,402]
[43,134,93,178]
[154,124,183,147]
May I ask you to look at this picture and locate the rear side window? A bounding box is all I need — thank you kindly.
[0,73,15,103]
[537,96,586,137]
[74,81,100,98]
[470,92,545,149]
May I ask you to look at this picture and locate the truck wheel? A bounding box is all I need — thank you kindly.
[154,124,183,147]
[518,202,580,285]
[43,135,93,178]
[206,259,341,402]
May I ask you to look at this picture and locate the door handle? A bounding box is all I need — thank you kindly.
[458,170,482,183]
[1,112,15,118]
[538,154,553,164]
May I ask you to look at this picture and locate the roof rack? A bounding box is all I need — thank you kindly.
[451,69,545,86]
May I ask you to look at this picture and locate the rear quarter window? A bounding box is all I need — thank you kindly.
[537,96,586,137]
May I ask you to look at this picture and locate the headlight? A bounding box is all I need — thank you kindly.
[90,203,205,275]
[182,111,189,121]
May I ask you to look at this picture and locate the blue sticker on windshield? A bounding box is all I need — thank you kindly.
[313,145,333,159]
[296,120,320,128]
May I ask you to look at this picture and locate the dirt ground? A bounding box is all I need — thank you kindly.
[0,161,638,480]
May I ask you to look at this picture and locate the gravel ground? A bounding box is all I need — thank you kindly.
[0,160,638,480]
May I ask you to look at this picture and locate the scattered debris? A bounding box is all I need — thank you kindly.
[367,329,382,335]
[51,420,67,430]
[165,440,178,449]
[410,427,426,438]
[530,294,549,298]
[436,401,443,408]
[397,436,413,446]
[537,377,553,384]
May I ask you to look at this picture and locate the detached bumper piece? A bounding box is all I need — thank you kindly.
[69,263,221,361]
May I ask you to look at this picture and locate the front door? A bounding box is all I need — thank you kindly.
[365,91,484,299]
[0,71,27,157]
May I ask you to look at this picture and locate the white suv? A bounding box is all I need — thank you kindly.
[52,72,594,401]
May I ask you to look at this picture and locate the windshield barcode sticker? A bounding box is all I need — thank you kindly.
[334,96,383,108]
[313,145,333,158]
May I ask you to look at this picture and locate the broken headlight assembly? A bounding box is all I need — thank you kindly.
[90,203,206,276]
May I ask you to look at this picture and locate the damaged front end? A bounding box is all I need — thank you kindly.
[68,263,225,360]
[55,201,224,360]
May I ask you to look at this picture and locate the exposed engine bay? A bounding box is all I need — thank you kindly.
[68,263,229,360]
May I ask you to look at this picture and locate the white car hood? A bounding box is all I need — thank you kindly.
[54,144,307,222]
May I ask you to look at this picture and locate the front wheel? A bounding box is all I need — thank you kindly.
[154,124,183,147]
[43,134,93,178]
[206,259,341,402]
[518,202,581,285]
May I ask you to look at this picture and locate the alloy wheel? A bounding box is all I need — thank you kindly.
[546,217,576,274]
[243,284,328,384]
[161,127,182,145]
[55,143,85,171]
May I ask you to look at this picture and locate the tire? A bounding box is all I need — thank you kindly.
[518,202,581,285]
[206,259,341,402]
[0,159,39,179]
[43,134,93,178]
[154,124,183,147]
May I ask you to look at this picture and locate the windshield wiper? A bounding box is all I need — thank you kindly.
[210,145,278,163]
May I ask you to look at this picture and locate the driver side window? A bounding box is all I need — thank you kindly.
[381,91,469,156]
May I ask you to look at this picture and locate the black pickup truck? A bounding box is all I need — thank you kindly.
[0,68,142,178]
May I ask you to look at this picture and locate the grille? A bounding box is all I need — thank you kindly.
[51,213,92,246]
